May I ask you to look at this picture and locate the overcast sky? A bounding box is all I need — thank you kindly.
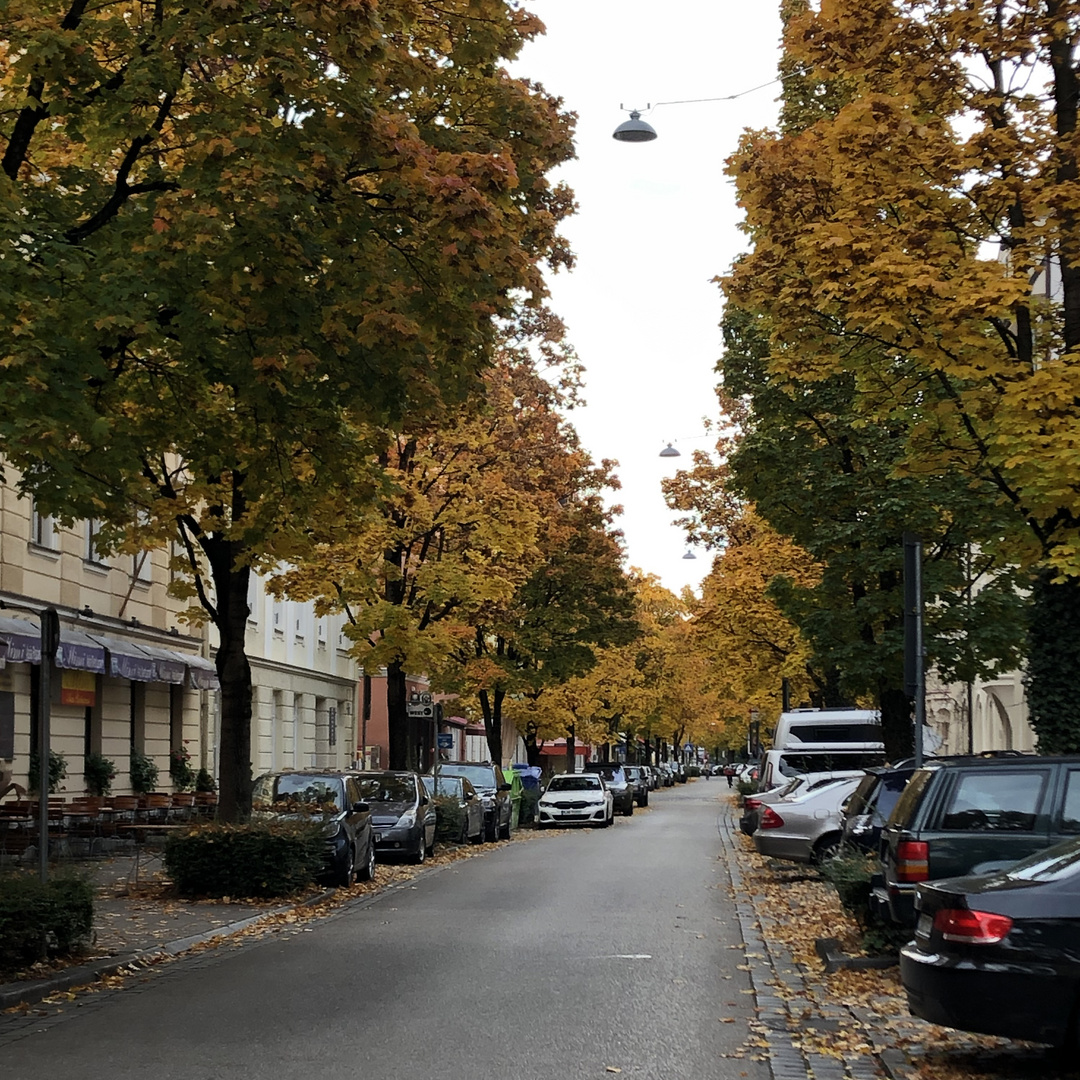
[516,2,784,594]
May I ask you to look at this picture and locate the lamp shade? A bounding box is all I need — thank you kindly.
[613,111,658,143]
[659,443,680,458]
[682,549,697,560]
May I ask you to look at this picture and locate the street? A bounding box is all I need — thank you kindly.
[0,783,767,1080]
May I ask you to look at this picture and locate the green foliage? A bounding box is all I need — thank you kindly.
[83,753,117,797]
[432,795,466,843]
[128,749,159,795]
[169,745,196,792]
[164,822,324,898]
[685,765,702,778]
[28,749,67,795]
[0,875,94,972]
[736,778,758,799]
[195,768,217,794]
[1025,571,1080,754]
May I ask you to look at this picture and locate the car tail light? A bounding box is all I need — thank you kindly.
[760,806,785,829]
[933,908,1013,944]
[896,840,929,882]
[744,798,761,810]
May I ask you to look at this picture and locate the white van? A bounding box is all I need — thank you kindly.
[772,708,882,751]
[758,748,887,793]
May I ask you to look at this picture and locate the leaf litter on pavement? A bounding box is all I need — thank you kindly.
[722,793,1077,1080]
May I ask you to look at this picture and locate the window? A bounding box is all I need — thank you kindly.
[317,616,327,645]
[940,770,1049,832]
[271,596,284,634]
[247,573,260,625]
[1061,771,1080,833]
[85,519,108,566]
[131,550,152,584]
[30,502,57,550]
[294,608,306,642]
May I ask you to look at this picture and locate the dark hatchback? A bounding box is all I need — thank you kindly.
[357,771,437,864]
[901,837,1080,1047]
[581,762,634,816]
[438,762,513,841]
[252,770,375,886]
[841,764,918,854]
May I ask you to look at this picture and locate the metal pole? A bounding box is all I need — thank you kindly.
[904,534,925,768]
[38,608,60,883]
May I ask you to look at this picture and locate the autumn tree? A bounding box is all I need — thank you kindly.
[0,0,575,817]
[725,1,1080,751]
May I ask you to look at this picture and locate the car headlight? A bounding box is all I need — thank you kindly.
[398,812,417,829]
[322,820,342,839]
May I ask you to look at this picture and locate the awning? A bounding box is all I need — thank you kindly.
[56,628,107,673]
[136,644,189,685]
[186,654,219,690]
[0,614,42,665]
[88,634,157,683]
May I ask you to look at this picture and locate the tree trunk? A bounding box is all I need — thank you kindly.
[479,687,504,765]
[1026,571,1080,754]
[654,735,662,765]
[565,721,575,775]
[206,550,252,823]
[524,721,542,768]
[386,660,409,770]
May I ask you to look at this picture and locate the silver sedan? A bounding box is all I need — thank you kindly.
[752,775,862,865]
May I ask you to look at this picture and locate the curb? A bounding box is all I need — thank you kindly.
[0,887,335,1012]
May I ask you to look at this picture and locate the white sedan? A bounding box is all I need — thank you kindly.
[537,773,614,829]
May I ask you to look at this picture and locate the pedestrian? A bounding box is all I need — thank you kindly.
[724,765,735,789]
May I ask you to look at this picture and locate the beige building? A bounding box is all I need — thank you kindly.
[927,668,1035,756]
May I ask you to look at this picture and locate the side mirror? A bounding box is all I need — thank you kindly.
[353,801,370,813]
[464,791,474,800]
[420,795,429,806]
[499,783,512,792]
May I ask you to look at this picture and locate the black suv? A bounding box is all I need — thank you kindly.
[877,754,1080,926]
[252,769,376,886]
[622,765,649,807]
[581,763,634,816]
[438,762,513,841]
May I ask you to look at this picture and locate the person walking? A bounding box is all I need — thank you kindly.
[724,765,735,789]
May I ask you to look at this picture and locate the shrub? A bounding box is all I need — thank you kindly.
[129,748,159,794]
[519,788,540,826]
[195,767,217,793]
[432,794,465,843]
[28,748,67,794]
[0,874,94,973]
[685,765,702,778]
[84,753,117,797]
[169,744,196,792]
[818,849,912,956]
[735,778,757,800]
[164,821,325,898]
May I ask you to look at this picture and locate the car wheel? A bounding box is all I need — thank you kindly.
[484,816,497,843]
[602,809,613,828]
[642,792,649,807]
[812,834,842,865]
[412,836,426,865]
[459,820,469,844]
[623,801,633,817]
[426,830,436,858]
[357,840,376,882]
[336,845,356,887]
[498,816,512,840]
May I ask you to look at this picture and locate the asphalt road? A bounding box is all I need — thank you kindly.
[0,780,770,1080]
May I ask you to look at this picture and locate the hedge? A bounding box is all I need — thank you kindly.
[0,874,94,972]
[164,821,325,898]
[432,795,466,843]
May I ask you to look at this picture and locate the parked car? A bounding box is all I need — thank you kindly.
[753,775,863,865]
[840,764,919,855]
[758,748,886,793]
[878,754,1080,927]
[420,773,484,844]
[657,764,675,787]
[900,836,1080,1047]
[622,765,650,807]
[580,763,635,815]
[641,765,660,791]
[670,762,687,784]
[356,771,437,864]
[740,776,806,836]
[537,773,614,828]
[251,769,376,886]
[438,762,513,841]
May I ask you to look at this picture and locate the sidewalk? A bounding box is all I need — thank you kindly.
[0,855,323,1011]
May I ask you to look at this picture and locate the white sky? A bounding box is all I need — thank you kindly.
[516,2,784,594]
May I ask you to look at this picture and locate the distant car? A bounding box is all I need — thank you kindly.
[901,837,1080,1048]
[753,775,863,865]
[640,765,659,791]
[438,762,513,841]
[252,769,376,886]
[580,763,634,816]
[657,764,675,788]
[669,762,687,784]
[421,773,484,845]
[739,776,806,836]
[357,771,437,864]
[840,764,918,855]
[622,765,649,807]
[537,773,613,829]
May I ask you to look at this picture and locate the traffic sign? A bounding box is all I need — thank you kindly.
[437,733,453,750]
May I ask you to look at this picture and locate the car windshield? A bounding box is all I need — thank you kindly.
[253,774,344,810]
[442,765,495,790]
[1002,838,1080,883]
[421,776,462,798]
[548,776,603,792]
[357,775,415,803]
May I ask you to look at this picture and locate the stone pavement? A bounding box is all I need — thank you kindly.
[0,854,324,1011]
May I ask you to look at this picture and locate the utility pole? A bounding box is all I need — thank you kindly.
[904,534,925,767]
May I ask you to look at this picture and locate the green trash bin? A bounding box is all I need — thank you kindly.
[502,768,524,830]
